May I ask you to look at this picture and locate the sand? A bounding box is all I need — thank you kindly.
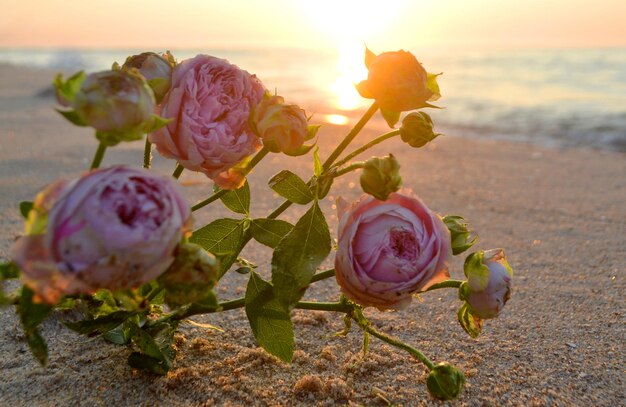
[0,63,624,406]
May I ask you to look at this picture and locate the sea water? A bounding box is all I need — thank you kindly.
[1,46,625,151]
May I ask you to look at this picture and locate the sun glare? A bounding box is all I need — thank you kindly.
[300,0,403,112]
[330,42,369,111]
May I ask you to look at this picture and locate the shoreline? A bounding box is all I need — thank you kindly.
[1,65,625,405]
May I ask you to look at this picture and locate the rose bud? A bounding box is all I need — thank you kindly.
[335,191,451,310]
[460,249,512,319]
[356,49,440,112]
[442,215,477,255]
[122,51,175,104]
[359,154,402,201]
[426,362,466,400]
[72,70,156,144]
[149,54,265,189]
[400,112,441,148]
[157,243,218,308]
[10,166,191,304]
[251,94,308,155]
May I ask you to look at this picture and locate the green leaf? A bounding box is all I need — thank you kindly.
[56,109,87,126]
[245,272,294,363]
[364,47,377,69]
[214,181,250,215]
[427,72,442,101]
[464,251,490,291]
[250,218,294,248]
[0,262,20,279]
[190,218,247,278]
[53,71,85,106]
[305,124,321,141]
[103,323,131,345]
[128,352,168,374]
[457,303,483,338]
[380,108,401,128]
[63,310,136,336]
[143,114,172,133]
[127,320,179,374]
[313,147,323,177]
[19,201,33,219]
[17,286,53,366]
[268,170,314,205]
[18,286,52,332]
[283,141,317,157]
[129,322,167,361]
[26,329,48,365]
[271,202,331,309]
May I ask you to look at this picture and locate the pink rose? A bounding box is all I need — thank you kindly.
[149,54,265,189]
[356,50,437,112]
[10,166,191,303]
[251,94,308,155]
[335,192,451,310]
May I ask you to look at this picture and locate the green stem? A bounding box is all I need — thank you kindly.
[333,162,365,178]
[420,279,463,293]
[172,163,184,179]
[191,147,270,212]
[322,101,379,171]
[90,142,107,170]
[361,323,435,370]
[191,189,227,212]
[143,138,152,169]
[310,268,336,283]
[296,301,352,313]
[333,129,400,169]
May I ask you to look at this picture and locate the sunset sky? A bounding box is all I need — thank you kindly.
[1,0,625,50]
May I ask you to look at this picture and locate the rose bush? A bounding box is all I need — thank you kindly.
[10,166,191,303]
[335,192,452,310]
[150,54,265,189]
[251,94,309,155]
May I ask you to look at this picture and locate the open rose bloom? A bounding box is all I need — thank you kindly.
[10,166,191,303]
[335,192,452,310]
[150,54,265,189]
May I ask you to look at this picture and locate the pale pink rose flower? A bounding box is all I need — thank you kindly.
[149,54,265,189]
[10,166,191,303]
[335,192,451,310]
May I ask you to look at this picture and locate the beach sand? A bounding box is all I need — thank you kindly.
[0,63,624,406]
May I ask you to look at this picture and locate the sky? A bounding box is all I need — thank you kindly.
[1,0,625,50]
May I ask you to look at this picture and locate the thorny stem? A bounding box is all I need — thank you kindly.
[333,129,401,169]
[90,141,107,170]
[191,147,270,212]
[143,138,152,169]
